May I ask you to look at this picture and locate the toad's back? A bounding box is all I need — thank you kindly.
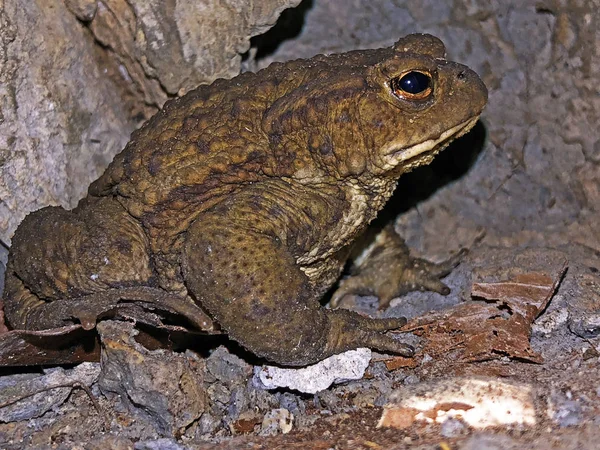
[88,47,395,241]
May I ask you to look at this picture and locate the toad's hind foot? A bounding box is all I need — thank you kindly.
[332,225,465,310]
[326,309,414,357]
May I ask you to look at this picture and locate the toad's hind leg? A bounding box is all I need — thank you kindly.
[182,215,413,367]
[3,197,155,330]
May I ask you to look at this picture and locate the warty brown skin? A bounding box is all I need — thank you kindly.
[3,34,487,366]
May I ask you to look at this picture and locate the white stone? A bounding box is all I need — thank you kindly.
[253,348,372,394]
[378,377,536,430]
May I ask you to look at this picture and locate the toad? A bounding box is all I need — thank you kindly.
[3,34,487,366]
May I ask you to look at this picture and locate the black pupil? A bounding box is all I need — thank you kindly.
[398,71,430,94]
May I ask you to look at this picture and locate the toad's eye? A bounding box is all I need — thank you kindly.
[389,71,433,101]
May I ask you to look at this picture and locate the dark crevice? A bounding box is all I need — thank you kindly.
[247,0,314,62]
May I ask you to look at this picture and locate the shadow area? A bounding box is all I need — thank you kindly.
[244,0,314,62]
[371,119,488,229]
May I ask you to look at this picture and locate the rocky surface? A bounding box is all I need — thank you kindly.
[0,0,599,448]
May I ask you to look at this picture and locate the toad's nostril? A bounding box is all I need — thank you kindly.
[457,70,467,80]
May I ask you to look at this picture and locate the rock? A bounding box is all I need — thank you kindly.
[206,383,231,406]
[134,438,186,450]
[378,377,536,430]
[440,417,468,438]
[83,436,136,450]
[229,410,262,435]
[259,408,293,436]
[0,362,100,422]
[96,321,206,436]
[253,348,372,394]
[278,392,305,418]
[552,400,582,427]
[0,0,134,244]
[226,385,249,420]
[0,244,6,297]
[460,434,522,450]
[548,390,584,428]
[205,346,252,386]
[64,0,98,21]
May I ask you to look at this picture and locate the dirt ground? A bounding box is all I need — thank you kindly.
[0,0,599,448]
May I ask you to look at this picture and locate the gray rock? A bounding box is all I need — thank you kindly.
[315,389,341,412]
[206,383,231,407]
[97,321,206,437]
[440,418,468,438]
[278,392,305,418]
[551,396,583,428]
[461,434,522,450]
[206,346,252,386]
[0,362,100,423]
[196,412,221,436]
[227,385,249,419]
[0,0,133,244]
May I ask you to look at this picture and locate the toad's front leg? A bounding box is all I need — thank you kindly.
[182,205,413,367]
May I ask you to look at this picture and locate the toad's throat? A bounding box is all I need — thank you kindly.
[385,117,479,167]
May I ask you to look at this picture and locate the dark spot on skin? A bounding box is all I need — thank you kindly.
[122,149,136,175]
[188,86,211,103]
[309,96,329,114]
[196,140,210,154]
[336,111,351,123]
[280,110,294,128]
[269,133,282,146]
[330,85,362,102]
[319,135,333,155]
[327,207,343,226]
[268,205,283,219]
[249,195,262,211]
[115,238,132,255]
[277,150,297,167]
[248,150,262,161]
[231,100,243,118]
[249,298,271,318]
[182,117,198,131]
[148,154,162,176]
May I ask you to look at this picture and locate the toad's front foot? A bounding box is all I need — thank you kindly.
[332,225,465,309]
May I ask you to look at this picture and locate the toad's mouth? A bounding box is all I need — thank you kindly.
[383,116,480,171]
